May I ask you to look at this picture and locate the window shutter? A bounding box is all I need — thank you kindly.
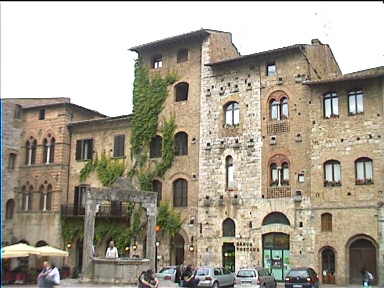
[74,186,80,207]
[40,193,44,210]
[76,140,82,160]
[47,192,52,210]
[113,136,119,157]
[119,135,125,156]
[87,140,93,160]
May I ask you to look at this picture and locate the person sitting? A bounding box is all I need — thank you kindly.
[37,261,60,288]
[181,265,199,288]
[139,269,159,288]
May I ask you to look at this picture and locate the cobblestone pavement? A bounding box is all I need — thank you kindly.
[1,279,379,288]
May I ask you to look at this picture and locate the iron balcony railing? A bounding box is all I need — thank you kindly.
[61,203,132,218]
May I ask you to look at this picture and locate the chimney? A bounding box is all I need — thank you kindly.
[311,39,323,45]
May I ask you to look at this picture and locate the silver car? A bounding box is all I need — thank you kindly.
[196,266,236,288]
[234,267,276,288]
[155,266,177,282]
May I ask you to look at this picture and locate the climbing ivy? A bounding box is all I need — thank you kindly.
[79,153,126,186]
[61,203,146,252]
[156,202,184,238]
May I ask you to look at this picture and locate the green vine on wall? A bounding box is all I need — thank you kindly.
[79,153,126,186]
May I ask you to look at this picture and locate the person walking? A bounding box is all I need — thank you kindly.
[105,240,119,259]
[361,267,374,287]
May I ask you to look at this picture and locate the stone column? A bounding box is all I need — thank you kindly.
[81,188,97,280]
[378,203,384,286]
[145,205,157,270]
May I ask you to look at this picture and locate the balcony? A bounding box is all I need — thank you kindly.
[61,203,132,218]
[266,186,291,199]
[267,120,289,135]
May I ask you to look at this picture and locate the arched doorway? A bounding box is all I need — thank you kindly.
[263,233,290,281]
[321,247,335,284]
[171,234,185,265]
[349,237,377,284]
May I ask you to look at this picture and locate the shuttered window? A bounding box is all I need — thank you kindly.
[113,135,125,158]
[75,139,94,161]
[173,179,187,207]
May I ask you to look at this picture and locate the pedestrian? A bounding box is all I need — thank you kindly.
[37,261,60,288]
[182,264,199,288]
[138,269,159,288]
[361,267,374,287]
[175,265,182,286]
[105,240,119,258]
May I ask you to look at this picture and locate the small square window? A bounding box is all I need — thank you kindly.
[39,109,45,120]
[266,63,276,76]
[152,55,163,69]
[298,172,305,183]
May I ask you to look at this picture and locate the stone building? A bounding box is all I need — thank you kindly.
[1,97,105,250]
[128,29,239,267]
[303,67,384,285]
[2,30,383,286]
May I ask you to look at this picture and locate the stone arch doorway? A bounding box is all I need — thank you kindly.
[171,234,185,265]
[320,247,335,284]
[262,232,290,282]
[348,236,377,285]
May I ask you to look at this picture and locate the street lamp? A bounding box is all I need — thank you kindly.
[155,240,160,272]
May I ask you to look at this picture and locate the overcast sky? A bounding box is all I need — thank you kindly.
[2,1,383,116]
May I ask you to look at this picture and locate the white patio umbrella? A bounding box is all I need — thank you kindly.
[35,245,69,257]
[1,243,41,259]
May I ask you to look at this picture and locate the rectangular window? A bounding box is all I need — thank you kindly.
[75,139,93,161]
[348,90,364,115]
[113,134,125,158]
[39,109,45,120]
[225,109,233,125]
[356,161,365,180]
[152,55,163,69]
[324,92,339,118]
[266,63,276,76]
[14,104,22,119]
[8,153,16,169]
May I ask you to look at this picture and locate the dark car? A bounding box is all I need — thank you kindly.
[285,267,319,288]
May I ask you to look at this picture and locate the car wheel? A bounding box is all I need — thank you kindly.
[212,281,219,288]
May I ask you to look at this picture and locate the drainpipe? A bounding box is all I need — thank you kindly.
[66,123,73,205]
[378,202,384,286]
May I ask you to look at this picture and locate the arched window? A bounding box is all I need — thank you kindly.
[270,100,280,120]
[43,138,48,163]
[8,153,17,169]
[355,157,373,185]
[6,199,15,219]
[323,92,339,118]
[173,179,187,207]
[175,82,189,102]
[324,160,341,186]
[22,185,33,211]
[49,138,55,163]
[281,98,289,119]
[224,102,240,126]
[152,180,162,206]
[174,132,188,156]
[39,185,45,211]
[281,162,289,186]
[262,212,290,226]
[46,184,52,211]
[270,163,278,186]
[321,213,332,232]
[225,156,234,189]
[222,218,235,237]
[149,136,162,158]
[25,139,37,165]
[43,137,55,163]
[270,161,289,186]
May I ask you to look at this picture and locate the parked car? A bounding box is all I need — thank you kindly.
[234,267,276,288]
[284,267,319,288]
[196,266,235,288]
[155,266,177,282]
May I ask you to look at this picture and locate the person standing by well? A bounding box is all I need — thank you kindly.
[105,240,119,259]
